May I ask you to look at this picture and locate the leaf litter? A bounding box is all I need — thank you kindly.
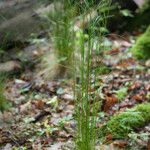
[0,33,150,149]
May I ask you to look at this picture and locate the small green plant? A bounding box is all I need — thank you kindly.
[140,0,150,13]
[95,65,111,75]
[102,103,150,139]
[131,26,150,60]
[120,9,134,17]
[12,146,27,150]
[0,73,9,112]
[58,116,72,129]
[115,86,128,101]
[46,0,76,79]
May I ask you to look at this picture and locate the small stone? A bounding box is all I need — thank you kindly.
[3,143,12,150]
[146,59,150,67]
[62,94,74,101]
[34,94,42,100]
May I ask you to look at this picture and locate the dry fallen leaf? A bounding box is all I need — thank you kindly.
[113,140,127,148]
[103,95,118,112]
[132,94,143,102]
[32,100,45,109]
[106,48,120,55]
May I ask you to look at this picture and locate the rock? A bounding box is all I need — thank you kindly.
[145,59,150,67]
[62,94,74,101]
[3,143,12,150]
[0,60,21,73]
[133,0,145,7]
[0,0,147,46]
[0,0,52,45]
[47,142,63,150]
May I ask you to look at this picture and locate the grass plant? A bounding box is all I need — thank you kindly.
[46,0,76,79]
[74,1,111,149]
[0,73,9,112]
[45,0,111,148]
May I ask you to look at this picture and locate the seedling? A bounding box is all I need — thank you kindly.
[115,86,128,101]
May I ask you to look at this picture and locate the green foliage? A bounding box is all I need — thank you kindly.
[46,0,76,78]
[140,0,150,13]
[45,0,111,148]
[0,73,9,112]
[135,103,150,121]
[120,9,134,17]
[12,146,27,150]
[74,1,111,150]
[103,103,150,139]
[58,116,72,129]
[107,111,144,138]
[95,66,111,75]
[131,26,150,60]
[115,86,128,101]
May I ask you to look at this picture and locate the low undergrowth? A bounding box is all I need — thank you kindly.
[100,103,150,139]
[0,73,9,112]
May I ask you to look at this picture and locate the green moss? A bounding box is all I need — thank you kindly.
[94,66,111,75]
[102,103,150,139]
[135,103,150,122]
[140,0,150,13]
[107,111,144,138]
[131,26,150,60]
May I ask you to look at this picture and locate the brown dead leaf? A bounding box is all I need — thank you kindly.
[145,84,150,91]
[129,81,142,90]
[118,58,136,68]
[132,94,143,102]
[113,140,127,148]
[99,143,115,150]
[106,48,120,55]
[106,134,113,141]
[32,100,45,109]
[19,101,32,113]
[103,95,118,112]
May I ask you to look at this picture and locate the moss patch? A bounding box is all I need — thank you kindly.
[131,26,150,60]
[102,103,150,139]
[94,66,112,75]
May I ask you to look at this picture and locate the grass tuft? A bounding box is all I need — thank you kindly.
[0,73,9,112]
[74,0,111,149]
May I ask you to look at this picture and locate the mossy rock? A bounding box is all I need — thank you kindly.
[101,103,150,139]
[131,26,150,60]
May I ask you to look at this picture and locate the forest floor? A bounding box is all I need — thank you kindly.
[0,32,150,150]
